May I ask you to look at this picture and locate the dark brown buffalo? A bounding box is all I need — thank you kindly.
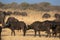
[55,24,60,38]
[52,22,60,38]
[0,11,11,26]
[0,26,2,40]
[43,20,60,38]
[4,17,27,36]
[21,12,27,16]
[0,11,6,26]
[27,21,51,37]
[13,11,21,15]
[42,20,57,37]
[6,11,12,15]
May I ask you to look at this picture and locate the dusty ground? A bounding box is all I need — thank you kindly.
[1,28,60,40]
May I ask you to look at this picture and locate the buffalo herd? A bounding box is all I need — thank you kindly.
[0,11,60,38]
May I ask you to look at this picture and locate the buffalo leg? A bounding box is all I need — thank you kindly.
[52,32,55,36]
[46,29,51,37]
[11,30,15,36]
[46,31,50,37]
[48,31,51,37]
[0,28,2,40]
[52,31,56,37]
[55,33,57,37]
[34,30,37,37]
[23,29,26,36]
[0,33,1,40]
[59,33,60,38]
[53,31,57,37]
[46,32,48,37]
[38,31,41,37]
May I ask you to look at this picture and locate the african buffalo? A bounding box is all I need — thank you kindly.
[43,20,60,38]
[55,24,60,38]
[6,11,12,15]
[0,26,2,40]
[0,11,11,26]
[27,21,51,37]
[42,20,57,37]
[51,22,60,38]
[4,17,27,36]
[21,12,27,16]
[13,11,21,15]
[0,11,6,26]
[13,11,27,16]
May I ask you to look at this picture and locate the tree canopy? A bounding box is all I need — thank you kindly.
[0,2,60,11]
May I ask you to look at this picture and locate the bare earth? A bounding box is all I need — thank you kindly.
[1,28,60,40]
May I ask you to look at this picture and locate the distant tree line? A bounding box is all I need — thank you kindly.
[0,2,60,11]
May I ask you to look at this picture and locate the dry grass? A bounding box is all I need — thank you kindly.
[4,10,57,23]
[1,29,60,40]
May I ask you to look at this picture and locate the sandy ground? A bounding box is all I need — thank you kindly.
[1,28,60,40]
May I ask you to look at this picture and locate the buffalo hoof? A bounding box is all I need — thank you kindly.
[23,34,26,36]
[46,35,48,37]
[34,35,36,37]
[39,35,41,37]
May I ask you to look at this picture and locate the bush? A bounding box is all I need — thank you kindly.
[42,13,51,18]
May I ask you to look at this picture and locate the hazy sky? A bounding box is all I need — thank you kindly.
[0,0,60,6]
